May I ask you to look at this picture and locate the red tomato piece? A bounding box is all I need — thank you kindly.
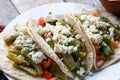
[38,16,45,26]
[42,70,52,80]
[111,41,119,48]
[41,58,51,70]
[96,53,100,61]
[92,12,97,16]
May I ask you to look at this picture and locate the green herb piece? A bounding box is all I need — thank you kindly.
[48,38,54,49]
[102,36,111,44]
[103,44,112,55]
[100,16,109,22]
[68,41,79,47]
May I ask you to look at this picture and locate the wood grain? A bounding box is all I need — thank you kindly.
[0,0,19,25]
[11,0,63,13]
[65,0,104,8]
[0,0,106,26]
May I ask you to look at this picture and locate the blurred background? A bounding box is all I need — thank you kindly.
[0,0,104,25]
[0,0,120,26]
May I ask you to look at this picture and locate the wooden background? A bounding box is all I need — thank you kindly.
[0,0,104,25]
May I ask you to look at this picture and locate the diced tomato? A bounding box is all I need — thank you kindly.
[92,12,97,16]
[93,44,99,51]
[96,53,100,61]
[111,41,119,48]
[38,16,45,26]
[43,32,52,39]
[41,58,51,69]
[42,70,52,80]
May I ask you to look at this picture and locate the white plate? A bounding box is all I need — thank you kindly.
[3,3,120,80]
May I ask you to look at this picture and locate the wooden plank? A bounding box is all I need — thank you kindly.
[65,0,96,6]
[0,0,19,25]
[65,0,104,8]
[11,0,63,13]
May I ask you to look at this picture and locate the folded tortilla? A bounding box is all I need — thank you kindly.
[27,13,95,79]
[72,8,120,70]
[0,21,66,80]
[0,29,45,80]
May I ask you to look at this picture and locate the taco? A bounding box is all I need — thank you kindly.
[27,13,94,79]
[72,8,120,70]
[0,21,68,80]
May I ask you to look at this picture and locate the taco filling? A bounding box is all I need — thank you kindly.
[75,9,120,68]
[36,14,90,79]
[4,25,66,80]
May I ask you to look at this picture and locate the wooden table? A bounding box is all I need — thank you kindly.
[0,0,104,25]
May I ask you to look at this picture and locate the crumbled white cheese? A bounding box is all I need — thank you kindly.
[54,44,77,54]
[75,34,81,39]
[54,44,63,53]
[52,33,59,41]
[82,21,90,30]
[38,21,79,54]
[28,51,35,56]
[45,14,57,22]
[80,15,87,20]
[68,46,74,54]
[89,34,103,44]
[23,43,33,48]
[14,32,35,50]
[102,42,107,46]
[96,21,110,28]
[26,39,33,43]
[68,37,74,42]
[77,67,85,77]
[73,47,78,52]
[109,27,114,37]
[17,55,24,60]
[46,38,51,42]
[88,15,98,23]
[61,28,71,36]
[89,25,98,33]
[39,27,50,34]
[13,27,47,64]
[99,31,103,34]
[32,51,46,64]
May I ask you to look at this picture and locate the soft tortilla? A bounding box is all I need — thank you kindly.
[72,8,120,70]
[26,19,75,79]
[27,14,94,77]
[64,13,95,74]
[0,33,45,80]
[0,22,61,80]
